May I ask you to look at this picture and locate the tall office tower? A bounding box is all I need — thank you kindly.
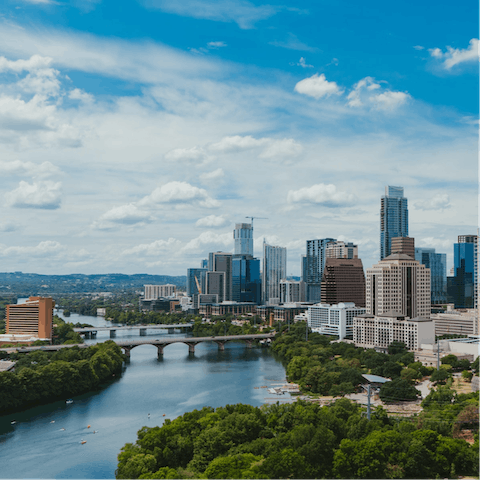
[6,297,55,340]
[301,254,307,282]
[321,258,366,307]
[305,238,336,302]
[232,255,261,304]
[234,223,254,256]
[200,259,208,269]
[414,247,447,304]
[325,241,358,259]
[205,271,225,302]
[380,186,408,260]
[208,252,233,301]
[262,241,287,304]
[144,284,176,300]
[366,254,431,318]
[187,268,207,296]
[279,279,305,303]
[450,235,477,308]
[391,237,415,259]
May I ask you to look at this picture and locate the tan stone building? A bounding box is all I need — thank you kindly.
[6,297,55,340]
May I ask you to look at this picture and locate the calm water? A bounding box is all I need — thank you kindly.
[0,313,289,479]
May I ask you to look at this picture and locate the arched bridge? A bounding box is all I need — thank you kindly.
[73,323,193,338]
[116,333,275,358]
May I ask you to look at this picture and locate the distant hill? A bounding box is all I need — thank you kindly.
[0,272,186,295]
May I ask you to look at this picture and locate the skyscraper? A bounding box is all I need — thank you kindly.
[380,186,408,260]
[262,241,286,304]
[187,268,207,296]
[450,235,477,308]
[207,252,233,301]
[365,254,431,318]
[414,247,447,304]
[305,238,336,302]
[232,255,261,304]
[234,223,254,256]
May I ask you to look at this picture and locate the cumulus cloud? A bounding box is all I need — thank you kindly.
[297,57,313,68]
[181,231,232,253]
[287,183,355,207]
[5,180,62,209]
[294,73,344,99]
[259,138,303,159]
[122,237,181,256]
[200,168,224,182]
[0,160,60,178]
[164,146,208,163]
[0,240,64,257]
[429,38,479,69]
[97,204,153,225]
[68,88,94,103]
[347,76,410,110]
[195,214,228,227]
[139,181,220,208]
[209,135,267,153]
[0,54,53,73]
[414,194,451,211]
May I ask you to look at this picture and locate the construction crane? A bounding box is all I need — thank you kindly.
[194,275,202,295]
[245,216,268,228]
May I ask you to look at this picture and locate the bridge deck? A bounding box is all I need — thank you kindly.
[73,324,194,333]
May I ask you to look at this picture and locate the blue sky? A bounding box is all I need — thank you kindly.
[0,0,477,276]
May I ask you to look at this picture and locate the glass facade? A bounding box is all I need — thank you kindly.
[380,186,408,259]
[305,238,336,302]
[414,247,447,304]
[262,242,287,304]
[186,268,207,296]
[450,238,476,308]
[234,223,254,256]
[232,255,261,304]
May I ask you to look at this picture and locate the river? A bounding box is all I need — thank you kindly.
[0,312,290,479]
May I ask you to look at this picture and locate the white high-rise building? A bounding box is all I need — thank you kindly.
[262,241,286,304]
[279,279,305,303]
[365,253,431,319]
[234,223,254,256]
[144,284,176,300]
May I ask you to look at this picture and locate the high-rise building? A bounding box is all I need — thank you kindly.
[279,279,305,303]
[208,252,233,301]
[321,258,366,307]
[6,297,55,340]
[391,237,415,259]
[262,241,287,304]
[205,271,226,302]
[232,255,261,304]
[301,254,307,282]
[325,241,358,259]
[186,268,207,297]
[380,186,408,260]
[366,253,431,319]
[234,223,254,256]
[414,247,447,304]
[305,238,336,302]
[200,259,208,269]
[144,284,176,300]
[450,235,477,308]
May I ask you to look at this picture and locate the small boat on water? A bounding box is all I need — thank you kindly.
[87,425,91,429]
[50,421,55,424]
[80,440,87,444]
[10,420,16,425]
[66,399,73,405]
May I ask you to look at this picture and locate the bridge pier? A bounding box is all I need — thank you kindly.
[245,340,253,349]
[122,347,131,359]
[215,341,226,351]
[84,332,91,339]
[185,342,197,354]
[156,345,164,358]
[139,328,147,336]
[168,328,175,334]
[110,330,116,338]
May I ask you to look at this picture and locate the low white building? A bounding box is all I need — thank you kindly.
[307,302,366,340]
[353,312,435,351]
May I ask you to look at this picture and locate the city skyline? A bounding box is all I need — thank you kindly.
[0,0,477,276]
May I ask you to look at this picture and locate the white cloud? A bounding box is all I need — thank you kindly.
[297,57,313,68]
[122,237,181,256]
[0,240,64,257]
[429,38,479,69]
[5,180,62,209]
[143,0,278,29]
[195,214,228,227]
[209,135,267,153]
[347,76,410,110]
[0,54,53,73]
[139,181,220,208]
[98,204,153,225]
[414,194,451,211]
[164,146,208,163]
[200,168,224,182]
[259,138,302,159]
[0,160,60,178]
[207,41,227,48]
[294,73,343,99]
[287,183,355,207]
[68,88,94,103]
[413,45,424,51]
[181,231,232,253]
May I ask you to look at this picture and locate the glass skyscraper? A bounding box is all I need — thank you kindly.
[262,241,286,304]
[234,223,254,256]
[414,247,447,304]
[232,255,261,304]
[305,238,336,302]
[380,186,408,260]
[450,235,477,308]
[186,268,207,296]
